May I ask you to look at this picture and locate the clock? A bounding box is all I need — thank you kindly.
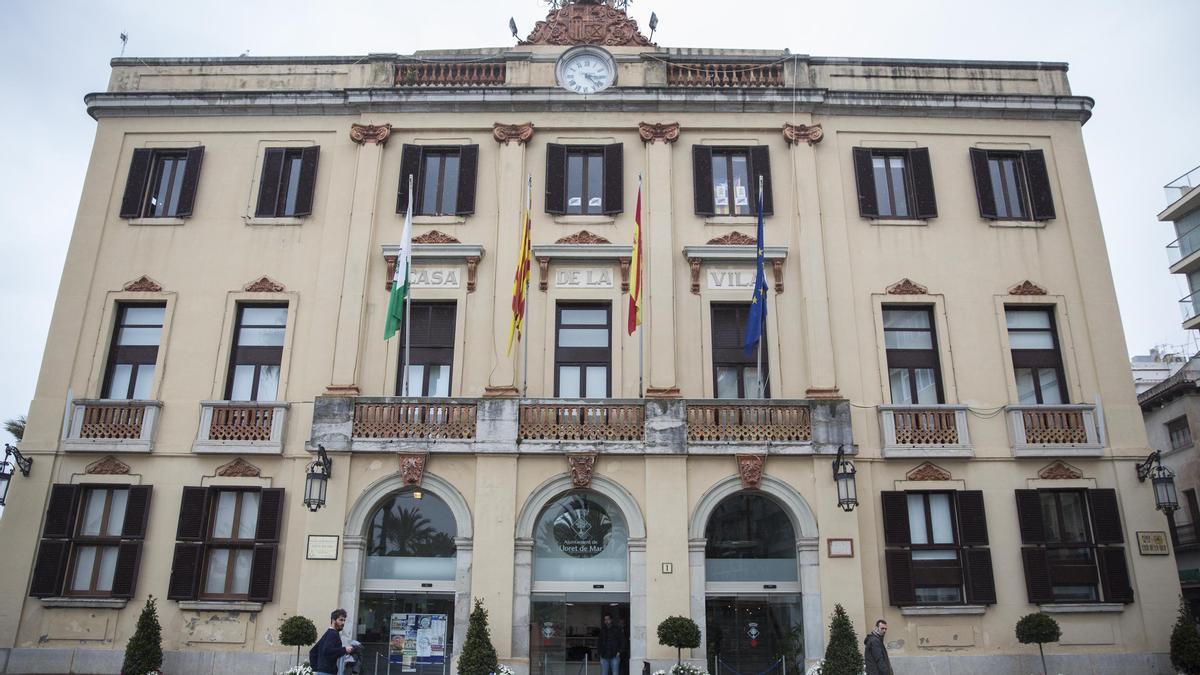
[556,47,616,94]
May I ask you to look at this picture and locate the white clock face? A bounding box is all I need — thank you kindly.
[561,53,614,94]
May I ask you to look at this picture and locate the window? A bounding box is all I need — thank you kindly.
[545,143,623,215]
[226,305,287,401]
[1005,307,1067,405]
[397,302,456,397]
[704,493,795,582]
[255,147,319,217]
[881,490,994,607]
[969,148,1055,221]
[103,303,166,400]
[851,147,937,219]
[883,306,943,404]
[28,484,150,599]
[711,304,768,398]
[119,147,204,219]
[167,487,283,602]
[397,145,480,217]
[365,489,457,581]
[691,146,773,217]
[555,304,611,398]
[1016,488,1132,604]
[1169,417,1193,451]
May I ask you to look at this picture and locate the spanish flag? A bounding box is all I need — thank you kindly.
[506,195,533,355]
[627,179,643,335]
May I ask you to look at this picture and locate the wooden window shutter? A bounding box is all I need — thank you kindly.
[602,143,624,215]
[397,144,424,214]
[1020,547,1054,603]
[908,148,938,219]
[120,149,154,218]
[255,488,285,542]
[247,545,279,602]
[110,541,143,599]
[1088,489,1125,545]
[1098,547,1133,603]
[29,540,71,598]
[881,491,910,546]
[748,146,774,216]
[255,148,286,217]
[851,148,879,218]
[692,145,715,216]
[293,146,320,217]
[175,146,205,217]
[884,549,915,606]
[956,490,989,546]
[963,548,997,605]
[176,486,211,542]
[121,485,152,539]
[455,145,479,215]
[42,484,81,539]
[1023,149,1056,221]
[545,143,567,215]
[969,148,997,219]
[167,542,204,600]
[1014,489,1046,544]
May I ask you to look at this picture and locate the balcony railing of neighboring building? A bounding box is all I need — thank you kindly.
[878,405,972,457]
[1173,521,1200,551]
[1181,289,1200,324]
[686,401,811,442]
[519,400,645,441]
[1006,404,1103,455]
[395,61,506,87]
[1166,164,1200,204]
[666,61,785,88]
[193,401,290,454]
[353,398,478,439]
[1167,225,1200,267]
[63,399,162,453]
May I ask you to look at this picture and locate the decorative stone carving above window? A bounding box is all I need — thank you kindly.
[123,275,163,292]
[85,455,131,475]
[216,457,262,478]
[243,276,285,293]
[568,453,597,488]
[639,122,680,144]
[522,2,654,47]
[886,278,929,295]
[905,461,952,481]
[399,453,427,486]
[1038,460,1083,480]
[683,238,788,294]
[557,230,611,245]
[1009,280,1048,295]
[736,454,765,489]
[707,231,757,246]
[782,123,824,146]
[383,241,484,292]
[349,123,392,146]
[493,122,534,145]
[532,236,633,292]
[413,230,461,244]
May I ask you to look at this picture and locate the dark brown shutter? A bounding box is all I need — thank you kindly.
[110,541,143,598]
[748,146,773,216]
[884,549,915,606]
[121,485,152,539]
[293,146,320,217]
[255,488,284,542]
[881,491,910,546]
[247,545,278,602]
[908,148,938,219]
[1088,489,1124,545]
[1015,490,1046,544]
[602,143,624,215]
[174,146,205,217]
[545,143,567,215]
[963,548,996,605]
[1023,149,1055,221]
[692,145,715,216]
[166,542,204,600]
[851,148,879,218]
[176,486,211,542]
[455,145,479,215]
[255,148,286,217]
[956,491,989,546]
[120,149,154,218]
[1021,547,1054,603]
[1098,547,1133,603]
[397,144,424,214]
[29,540,71,597]
[969,148,997,219]
[43,484,81,539]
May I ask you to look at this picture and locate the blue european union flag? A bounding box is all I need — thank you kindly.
[743,182,767,354]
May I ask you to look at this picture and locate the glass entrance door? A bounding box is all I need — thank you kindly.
[705,594,802,675]
[531,594,630,675]
[356,592,455,675]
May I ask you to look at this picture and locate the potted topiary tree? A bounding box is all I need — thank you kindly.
[122,596,163,675]
[279,614,319,669]
[656,616,701,669]
[1015,612,1061,675]
[1171,597,1200,675]
[458,598,500,675]
[820,604,863,675]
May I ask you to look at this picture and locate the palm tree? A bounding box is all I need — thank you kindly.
[4,416,25,442]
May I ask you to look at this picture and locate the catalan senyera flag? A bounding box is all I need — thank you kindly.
[506,205,533,355]
[627,180,643,335]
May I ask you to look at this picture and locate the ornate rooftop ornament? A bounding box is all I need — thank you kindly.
[524,0,654,47]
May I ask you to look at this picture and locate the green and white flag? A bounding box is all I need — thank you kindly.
[384,181,413,340]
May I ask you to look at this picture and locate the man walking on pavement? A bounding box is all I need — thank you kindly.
[311,608,354,675]
[864,618,892,675]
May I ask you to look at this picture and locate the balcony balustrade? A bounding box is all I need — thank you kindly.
[354,399,478,440]
[193,401,290,454]
[667,62,785,88]
[519,400,644,441]
[64,399,162,453]
[879,405,972,458]
[686,401,811,443]
[1006,404,1103,456]
[395,61,506,87]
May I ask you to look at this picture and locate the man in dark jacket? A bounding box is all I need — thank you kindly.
[311,609,353,675]
[864,619,891,675]
[597,614,622,675]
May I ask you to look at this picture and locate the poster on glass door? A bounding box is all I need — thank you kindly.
[389,613,448,670]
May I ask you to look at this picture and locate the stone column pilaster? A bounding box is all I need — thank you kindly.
[639,122,681,397]
[486,122,534,397]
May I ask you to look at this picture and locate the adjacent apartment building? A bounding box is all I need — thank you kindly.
[0,2,1181,673]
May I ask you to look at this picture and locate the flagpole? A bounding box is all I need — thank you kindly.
[402,174,414,396]
[756,176,765,399]
[522,175,532,398]
[637,172,644,399]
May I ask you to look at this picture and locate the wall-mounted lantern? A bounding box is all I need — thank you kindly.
[0,444,34,507]
[832,445,858,512]
[304,445,333,512]
[1135,450,1179,513]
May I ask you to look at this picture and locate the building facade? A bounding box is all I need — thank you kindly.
[0,2,1181,673]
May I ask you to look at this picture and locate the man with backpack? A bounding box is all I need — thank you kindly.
[310,609,353,675]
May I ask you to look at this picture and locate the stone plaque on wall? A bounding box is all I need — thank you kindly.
[707,269,756,290]
[410,267,460,288]
[555,268,614,289]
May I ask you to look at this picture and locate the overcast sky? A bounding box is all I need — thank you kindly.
[1,0,1197,435]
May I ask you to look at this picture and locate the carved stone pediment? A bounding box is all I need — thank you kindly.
[216,457,262,478]
[736,454,766,490]
[556,230,611,245]
[707,231,756,246]
[905,462,951,481]
[886,278,928,295]
[349,123,392,146]
[523,2,654,46]
[568,453,597,488]
[493,123,534,145]
[639,122,680,145]
[1009,280,1048,295]
[782,123,824,146]
[86,455,131,475]
[123,275,163,292]
[1038,460,1083,480]
[399,453,428,486]
[414,230,461,244]
[244,276,285,292]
